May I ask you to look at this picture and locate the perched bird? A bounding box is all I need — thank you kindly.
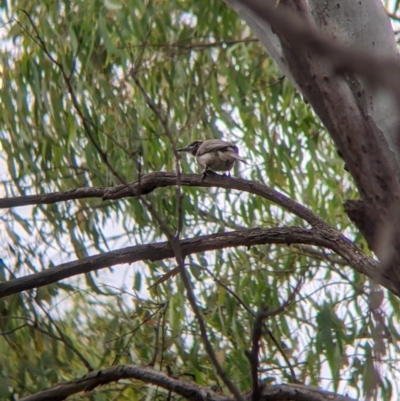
[177,139,248,177]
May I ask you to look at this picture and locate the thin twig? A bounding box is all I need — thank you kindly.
[258,278,303,319]
[130,64,242,398]
[120,37,259,50]
[35,299,93,371]
[203,266,254,316]
[264,326,297,382]
[18,10,128,186]
[262,278,303,383]
[131,75,185,238]
[0,323,29,335]
[148,302,168,367]
[205,263,301,383]
[131,193,245,400]
[110,306,162,366]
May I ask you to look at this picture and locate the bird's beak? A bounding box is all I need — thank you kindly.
[177,146,190,152]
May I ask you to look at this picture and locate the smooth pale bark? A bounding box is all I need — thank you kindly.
[224,0,400,276]
[225,0,400,161]
[308,0,400,166]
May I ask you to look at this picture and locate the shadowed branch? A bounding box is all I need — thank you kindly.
[0,226,384,299]
[19,363,358,401]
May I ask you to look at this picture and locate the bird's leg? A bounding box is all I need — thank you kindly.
[202,169,215,180]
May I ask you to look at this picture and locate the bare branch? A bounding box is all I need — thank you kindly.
[0,172,325,227]
[35,300,93,371]
[258,278,303,319]
[246,308,264,401]
[121,37,258,50]
[20,364,231,401]
[260,383,357,401]
[18,363,358,401]
[2,172,395,293]
[246,279,303,399]
[148,302,168,367]
[0,226,386,298]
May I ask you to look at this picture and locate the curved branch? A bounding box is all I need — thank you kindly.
[19,363,357,401]
[0,185,107,209]
[20,364,231,401]
[260,383,357,401]
[0,226,390,299]
[1,173,396,295]
[0,172,324,227]
[226,0,400,269]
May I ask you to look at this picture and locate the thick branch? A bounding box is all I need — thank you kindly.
[237,0,400,98]
[0,186,109,209]
[1,173,396,295]
[20,364,231,401]
[19,364,357,401]
[0,226,391,299]
[0,172,324,227]
[230,0,400,268]
[260,383,357,401]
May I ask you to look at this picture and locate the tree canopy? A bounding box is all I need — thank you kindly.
[1,0,400,400]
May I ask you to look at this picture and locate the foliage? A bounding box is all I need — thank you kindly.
[0,0,399,400]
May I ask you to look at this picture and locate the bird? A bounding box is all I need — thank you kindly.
[177,139,248,177]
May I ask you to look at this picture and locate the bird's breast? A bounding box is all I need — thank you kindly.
[196,151,236,171]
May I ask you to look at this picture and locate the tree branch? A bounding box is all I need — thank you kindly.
[231,0,400,273]
[0,172,392,295]
[259,382,357,401]
[18,363,357,401]
[17,9,130,186]
[0,172,325,227]
[34,300,93,371]
[246,280,303,399]
[129,72,241,398]
[2,172,397,294]
[20,364,231,401]
[238,0,400,95]
[0,226,388,300]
